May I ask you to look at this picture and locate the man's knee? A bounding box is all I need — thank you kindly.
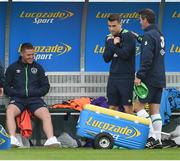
[6,104,21,117]
[149,104,160,115]
[124,105,133,114]
[34,107,51,120]
[109,105,119,111]
[133,100,145,112]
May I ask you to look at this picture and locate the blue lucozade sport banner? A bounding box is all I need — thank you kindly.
[162,2,180,72]
[0,3,6,66]
[85,2,160,71]
[9,2,83,71]
[3,2,180,72]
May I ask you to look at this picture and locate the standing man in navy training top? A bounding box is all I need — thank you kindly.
[103,14,136,114]
[134,9,166,148]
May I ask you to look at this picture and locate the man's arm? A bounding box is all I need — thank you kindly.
[136,34,154,80]
[131,31,143,43]
[103,37,114,63]
[4,66,20,97]
[108,33,135,60]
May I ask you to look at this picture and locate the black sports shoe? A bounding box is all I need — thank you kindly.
[146,137,162,149]
[162,139,178,148]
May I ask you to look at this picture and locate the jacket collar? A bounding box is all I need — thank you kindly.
[144,24,158,32]
[116,29,124,37]
[17,56,34,66]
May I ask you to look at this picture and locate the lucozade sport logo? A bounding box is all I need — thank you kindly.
[86,117,141,139]
[18,43,72,61]
[96,11,139,24]
[0,138,5,145]
[172,11,180,19]
[19,10,74,24]
[170,43,180,54]
[93,43,141,56]
[170,11,180,54]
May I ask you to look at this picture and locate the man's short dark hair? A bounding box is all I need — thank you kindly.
[20,43,34,52]
[138,8,155,24]
[108,14,121,23]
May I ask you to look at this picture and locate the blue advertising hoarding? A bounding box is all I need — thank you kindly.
[162,2,180,72]
[0,3,6,66]
[85,2,159,71]
[9,2,83,71]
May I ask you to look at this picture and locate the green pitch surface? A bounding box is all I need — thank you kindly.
[0,148,180,160]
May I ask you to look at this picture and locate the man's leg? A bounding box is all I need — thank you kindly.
[109,105,119,111]
[34,107,61,147]
[134,85,163,148]
[148,87,163,143]
[109,105,133,114]
[149,103,162,141]
[6,104,21,137]
[34,107,53,139]
[119,79,134,114]
[107,79,120,111]
[124,105,133,114]
[134,100,156,139]
[6,104,22,147]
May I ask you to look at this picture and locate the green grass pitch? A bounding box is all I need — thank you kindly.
[0,148,179,160]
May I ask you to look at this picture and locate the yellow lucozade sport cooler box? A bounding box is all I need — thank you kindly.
[76,104,150,149]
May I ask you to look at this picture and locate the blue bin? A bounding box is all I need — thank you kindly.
[77,104,150,149]
[0,125,11,150]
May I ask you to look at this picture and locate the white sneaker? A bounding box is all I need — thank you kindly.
[10,136,22,148]
[170,125,180,137]
[44,136,61,147]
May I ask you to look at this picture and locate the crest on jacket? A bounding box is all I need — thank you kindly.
[31,67,37,74]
